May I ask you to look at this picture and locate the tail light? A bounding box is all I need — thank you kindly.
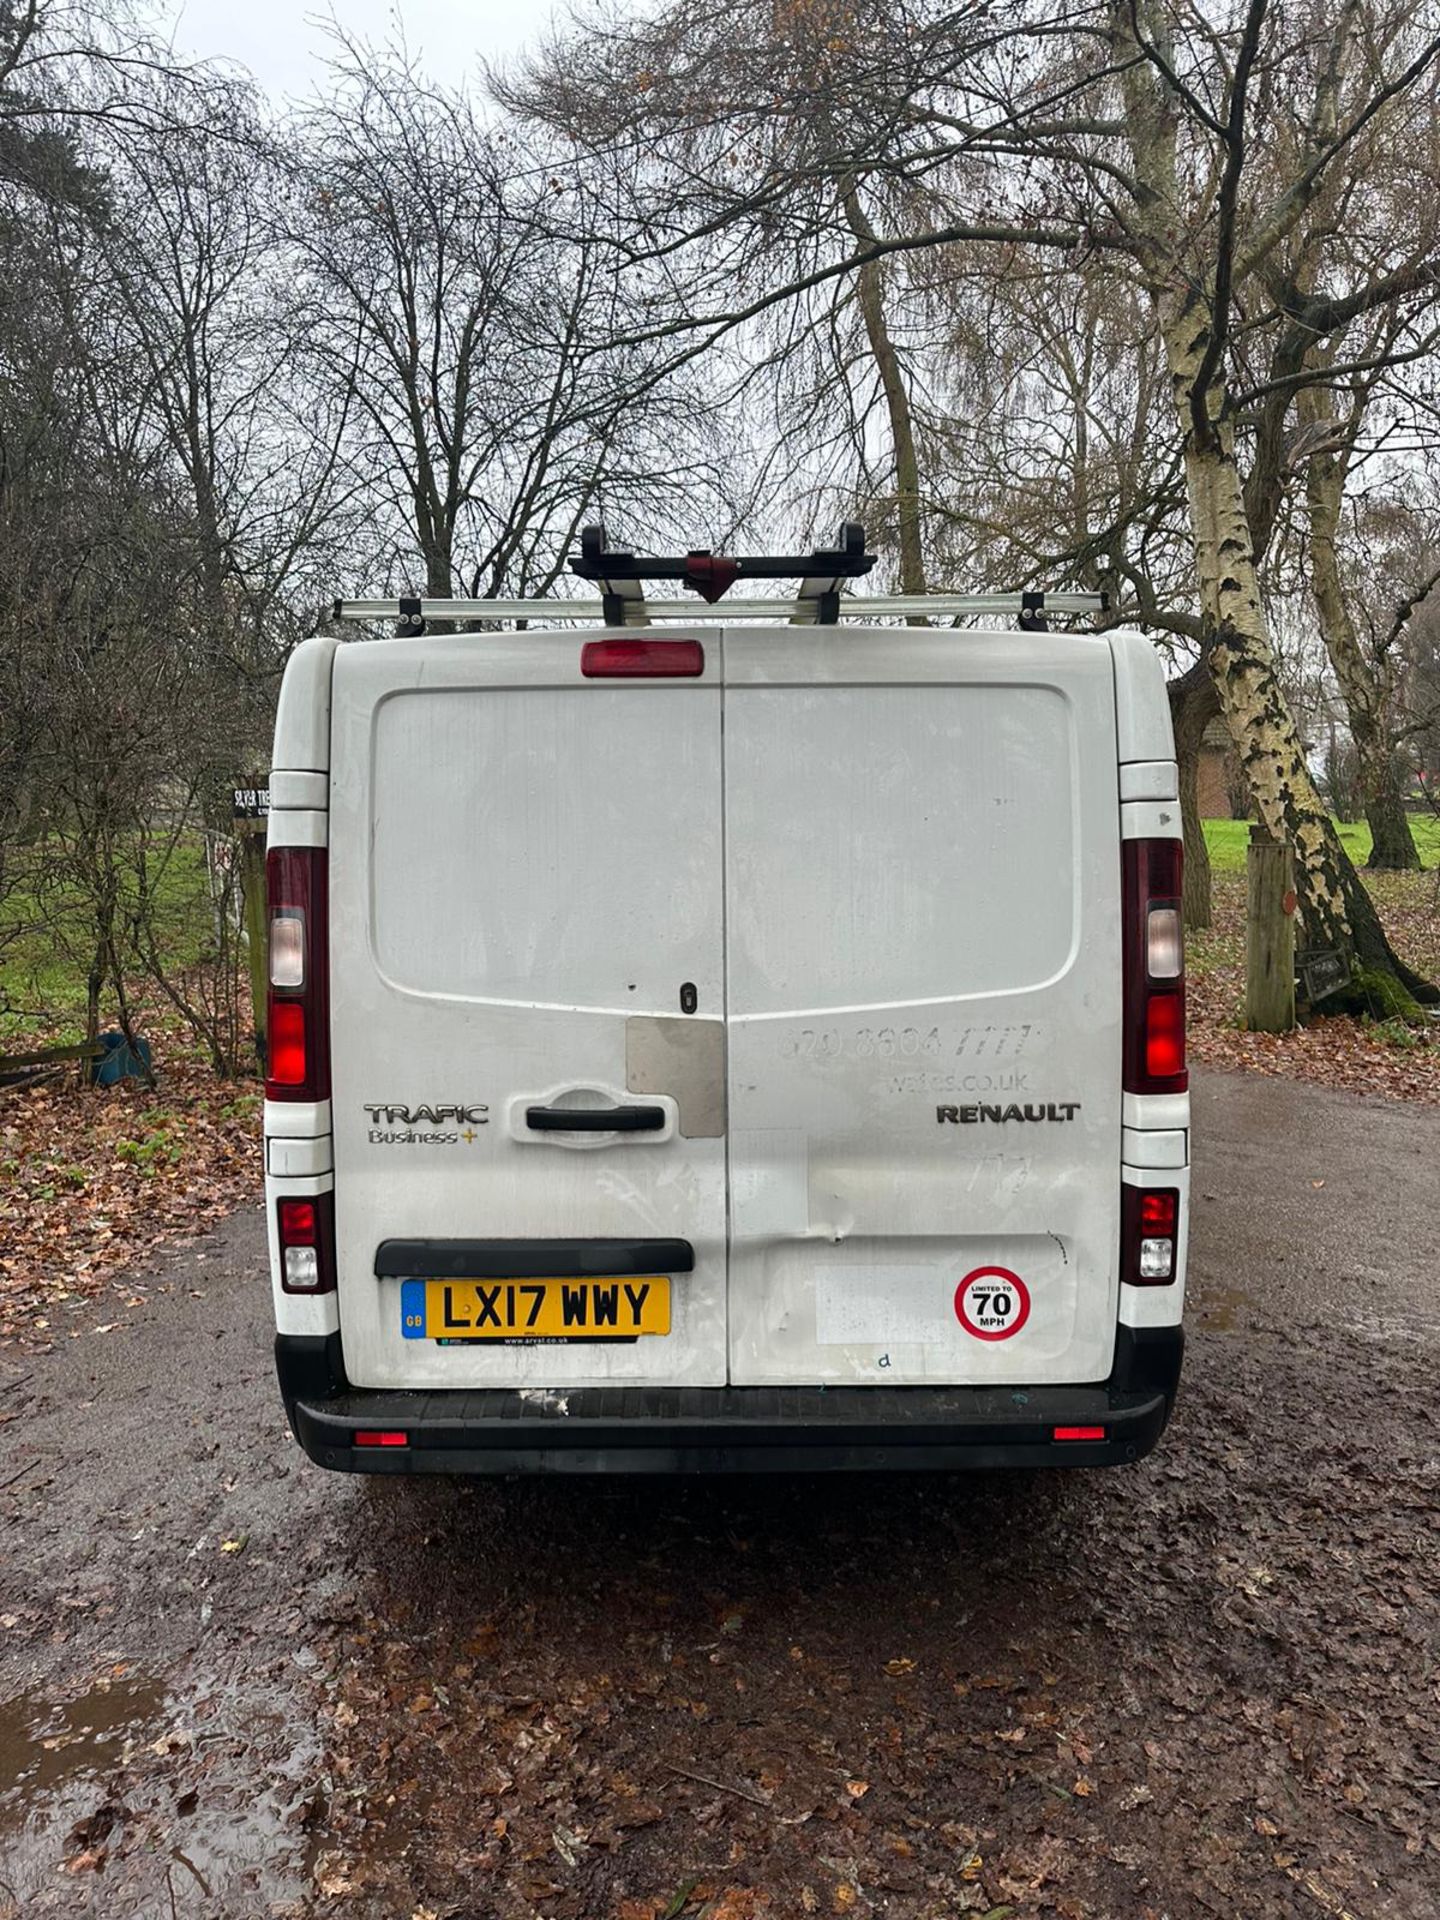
[265,847,329,1102]
[1122,838,1186,1094]
[1122,1184,1180,1286]
[276,1191,336,1294]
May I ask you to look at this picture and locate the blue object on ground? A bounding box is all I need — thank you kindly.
[89,1030,153,1086]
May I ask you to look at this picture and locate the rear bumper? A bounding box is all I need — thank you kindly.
[276,1326,1183,1474]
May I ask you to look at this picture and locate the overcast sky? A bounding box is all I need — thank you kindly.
[163,0,556,100]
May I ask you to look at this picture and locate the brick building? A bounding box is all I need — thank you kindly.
[1196,715,1243,818]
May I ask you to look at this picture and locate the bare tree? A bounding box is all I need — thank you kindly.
[92,69,349,689]
[1109,0,1440,998]
[511,0,1440,1003]
[0,17,273,1069]
[283,39,741,607]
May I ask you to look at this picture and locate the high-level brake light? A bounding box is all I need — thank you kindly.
[1123,838,1187,1094]
[265,848,330,1102]
[580,638,705,677]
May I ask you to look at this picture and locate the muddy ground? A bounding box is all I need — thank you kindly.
[2,1069,1438,1920]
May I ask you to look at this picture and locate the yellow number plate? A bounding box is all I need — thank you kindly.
[401,1276,670,1342]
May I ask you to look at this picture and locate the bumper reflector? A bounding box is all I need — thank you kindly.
[355,1431,409,1448]
[1053,1425,1106,1442]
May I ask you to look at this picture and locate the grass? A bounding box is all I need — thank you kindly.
[1201,813,1440,871]
[1193,817,1440,992]
[0,835,221,1048]
[1188,814,1440,1098]
[2,813,1435,1056]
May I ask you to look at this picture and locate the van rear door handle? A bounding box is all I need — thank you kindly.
[525,1104,666,1133]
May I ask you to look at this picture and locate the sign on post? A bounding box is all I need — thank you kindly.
[232,783,271,820]
[1297,947,1350,1006]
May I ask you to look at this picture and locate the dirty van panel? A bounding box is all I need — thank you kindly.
[327,635,728,1390]
[722,631,1123,1387]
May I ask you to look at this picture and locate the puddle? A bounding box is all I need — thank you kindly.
[0,1670,321,1916]
[0,1672,166,1808]
[0,1674,166,1913]
[1195,1285,1256,1333]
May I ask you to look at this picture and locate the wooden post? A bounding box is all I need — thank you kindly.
[1246,826,1297,1033]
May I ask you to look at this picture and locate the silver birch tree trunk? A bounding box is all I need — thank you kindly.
[1116,3,1434,1005]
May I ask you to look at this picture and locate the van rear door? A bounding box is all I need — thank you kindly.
[326,631,728,1390]
[722,625,1122,1387]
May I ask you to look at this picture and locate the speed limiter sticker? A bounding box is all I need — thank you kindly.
[955,1266,1031,1341]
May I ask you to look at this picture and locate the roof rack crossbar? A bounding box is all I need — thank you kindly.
[331,590,1109,627]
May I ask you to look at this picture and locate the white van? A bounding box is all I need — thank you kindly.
[264,535,1188,1473]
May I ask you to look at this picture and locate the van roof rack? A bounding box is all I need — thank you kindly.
[334,522,1107,633]
[331,589,1108,633]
